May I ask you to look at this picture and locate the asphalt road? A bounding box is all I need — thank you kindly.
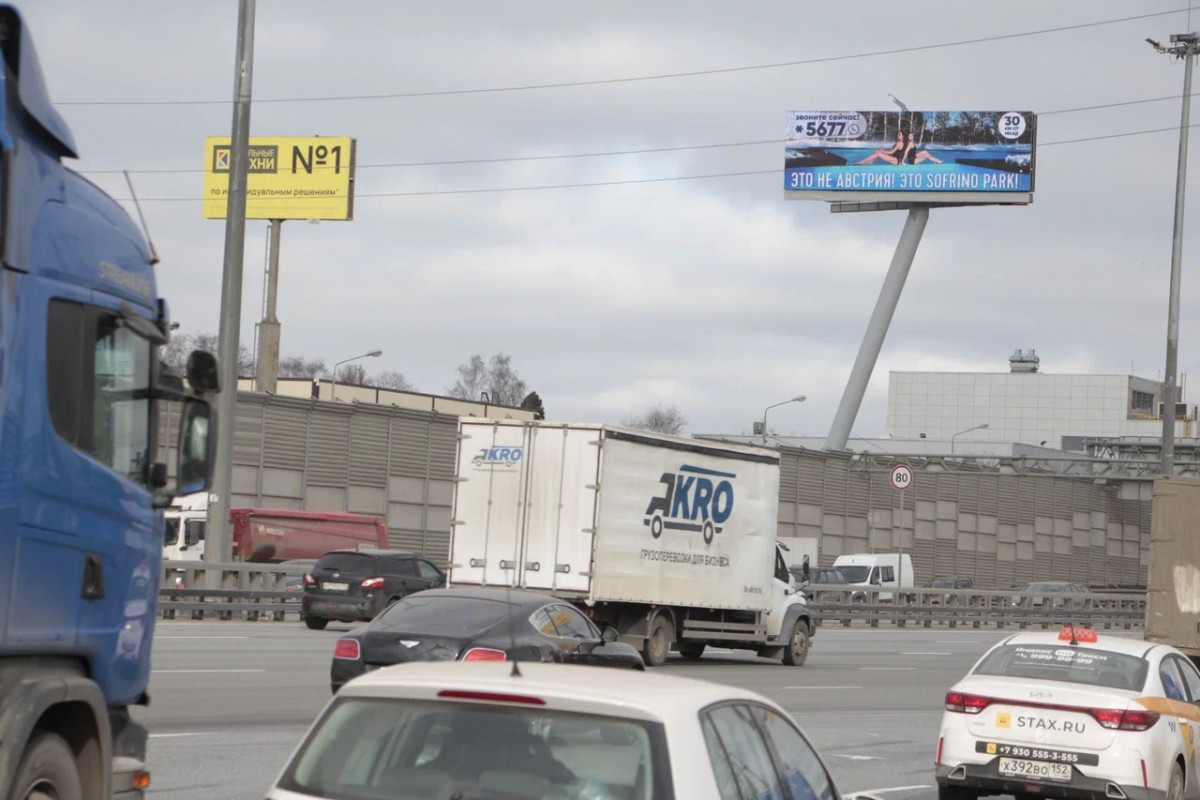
[137,621,1144,799]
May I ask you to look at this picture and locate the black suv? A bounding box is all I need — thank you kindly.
[301,549,445,629]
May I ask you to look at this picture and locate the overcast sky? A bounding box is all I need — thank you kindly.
[22,0,1200,438]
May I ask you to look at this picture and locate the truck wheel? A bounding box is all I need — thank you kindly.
[12,732,83,800]
[304,617,328,630]
[782,620,810,666]
[642,616,673,667]
[677,642,706,660]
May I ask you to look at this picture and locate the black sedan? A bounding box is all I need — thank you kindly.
[330,587,644,692]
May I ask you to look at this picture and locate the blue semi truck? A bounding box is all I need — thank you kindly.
[0,6,219,798]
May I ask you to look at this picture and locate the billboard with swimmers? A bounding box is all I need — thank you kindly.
[783,110,1036,204]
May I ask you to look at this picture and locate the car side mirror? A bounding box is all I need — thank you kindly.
[186,350,220,394]
[601,626,619,643]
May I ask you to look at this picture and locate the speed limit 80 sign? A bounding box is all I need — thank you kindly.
[890,463,914,492]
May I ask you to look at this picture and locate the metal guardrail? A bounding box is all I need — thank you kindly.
[160,561,303,621]
[804,585,1146,630]
[157,564,1148,629]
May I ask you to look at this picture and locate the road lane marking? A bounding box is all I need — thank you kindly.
[785,685,862,690]
[156,636,250,640]
[148,732,220,738]
[851,786,932,795]
[830,754,882,761]
[153,669,266,674]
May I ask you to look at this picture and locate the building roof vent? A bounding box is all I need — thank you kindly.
[1010,349,1040,373]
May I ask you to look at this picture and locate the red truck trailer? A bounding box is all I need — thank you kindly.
[229,508,389,562]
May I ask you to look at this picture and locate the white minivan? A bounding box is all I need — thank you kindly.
[831,553,914,602]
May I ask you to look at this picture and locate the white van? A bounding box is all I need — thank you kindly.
[831,553,914,602]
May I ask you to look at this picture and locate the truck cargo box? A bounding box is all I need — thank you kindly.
[450,420,780,613]
[230,508,389,562]
[1146,475,1200,656]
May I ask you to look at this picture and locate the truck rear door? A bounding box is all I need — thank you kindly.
[450,422,531,587]
[516,424,599,593]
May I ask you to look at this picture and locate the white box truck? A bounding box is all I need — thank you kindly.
[449,419,815,667]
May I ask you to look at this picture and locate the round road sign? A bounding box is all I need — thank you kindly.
[890,463,914,491]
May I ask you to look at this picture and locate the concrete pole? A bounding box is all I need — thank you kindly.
[1161,37,1197,476]
[826,205,930,451]
[206,0,257,565]
[255,219,283,394]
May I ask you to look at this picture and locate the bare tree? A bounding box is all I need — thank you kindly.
[162,332,252,375]
[448,353,529,407]
[279,356,328,379]
[337,363,368,385]
[624,403,687,435]
[375,370,415,391]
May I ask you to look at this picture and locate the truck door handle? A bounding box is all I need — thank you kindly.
[82,554,105,600]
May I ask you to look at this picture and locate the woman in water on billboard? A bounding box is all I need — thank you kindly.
[858,131,944,165]
[902,131,943,165]
[857,130,907,165]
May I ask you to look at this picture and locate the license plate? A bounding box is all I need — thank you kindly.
[322,581,349,592]
[999,758,1073,782]
[976,741,1097,766]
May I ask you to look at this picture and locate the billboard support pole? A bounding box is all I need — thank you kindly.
[206,0,257,567]
[255,218,283,395]
[826,205,929,451]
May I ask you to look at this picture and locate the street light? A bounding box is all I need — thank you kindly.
[760,395,806,444]
[330,349,383,402]
[951,422,989,455]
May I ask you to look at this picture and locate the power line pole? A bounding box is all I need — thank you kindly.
[206,0,257,564]
[1150,32,1198,476]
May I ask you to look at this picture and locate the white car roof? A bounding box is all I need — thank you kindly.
[339,661,772,721]
[992,631,1157,658]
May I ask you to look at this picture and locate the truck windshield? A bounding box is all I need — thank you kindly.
[839,566,870,582]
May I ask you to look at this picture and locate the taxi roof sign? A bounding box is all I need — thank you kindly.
[1059,625,1097,644]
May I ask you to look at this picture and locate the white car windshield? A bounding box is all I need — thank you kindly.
[972,644,1149,691]
[277,697,668,799]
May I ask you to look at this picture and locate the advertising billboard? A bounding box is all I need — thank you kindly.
[784,110,1036,205]
[202,136,356,221]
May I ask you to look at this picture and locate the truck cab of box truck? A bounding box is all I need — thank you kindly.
[163,492,209,561]
[0,7,218,797]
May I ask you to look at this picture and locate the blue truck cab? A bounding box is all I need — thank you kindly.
[0,6,218,798]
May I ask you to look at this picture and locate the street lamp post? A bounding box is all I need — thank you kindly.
[330,349,383,402]
[760,395,807,444]
[951,423,989,455]
[1148,33,1199,475]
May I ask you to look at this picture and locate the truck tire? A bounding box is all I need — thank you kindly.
[642,615,673,667]
[11,731,83,800]
[304,617,328,630]
[677,642,706,660]
[782,620,810,666]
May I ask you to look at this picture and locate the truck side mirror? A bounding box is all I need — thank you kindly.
[802,555,811,583]
[186,350,220,394]
[178,399,215,496]
[601,626,619,643]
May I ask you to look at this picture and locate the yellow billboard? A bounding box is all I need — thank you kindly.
[202,136,356,221]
